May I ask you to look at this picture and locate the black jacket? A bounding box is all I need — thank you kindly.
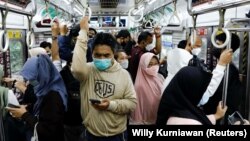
[60,65,82,126]
[22,91,65,141]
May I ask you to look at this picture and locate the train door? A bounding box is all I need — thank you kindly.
[7,29,27,78]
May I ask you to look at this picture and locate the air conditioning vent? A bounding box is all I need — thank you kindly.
[99,0,119,8]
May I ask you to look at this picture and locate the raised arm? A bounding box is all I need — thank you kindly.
[153,26,162,54]
[199,49,233,106]
[71,16,91,82]
[51,23,60,62]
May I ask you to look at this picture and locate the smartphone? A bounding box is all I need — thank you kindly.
[7,103,20,108]
[228,111,245,125]
[89,99,101,104]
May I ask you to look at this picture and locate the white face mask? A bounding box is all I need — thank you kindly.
[232,48,240,70]
[119,59,129,69]
[191,48,201,56]
[146,44,154,51]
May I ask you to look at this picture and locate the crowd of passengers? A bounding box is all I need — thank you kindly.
[0,16,249,141]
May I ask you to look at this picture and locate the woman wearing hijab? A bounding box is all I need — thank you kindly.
[130,52,164,125]
[156,66,227,125]
[6,54,67,141]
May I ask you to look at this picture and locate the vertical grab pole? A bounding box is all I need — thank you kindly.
[247,32,250,121]
[221,32,231,108]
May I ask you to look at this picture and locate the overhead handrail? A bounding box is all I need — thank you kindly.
[187,0,250,16]
[26,0,35,49]
[189,14,197,47]
[41,1,53,26]
[128,7,144,23]
[31,0,37,15]
[168,0,181,26]
[0,30,9,52]
[211,9,231,49]
[26,31,35,49]
[160,0,183,33]
[83,7,92,19]
[0,4,9,53]
[144,19,153,29]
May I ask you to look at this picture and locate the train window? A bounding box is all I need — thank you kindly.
[161,34,173,58]
[9,41,24,75]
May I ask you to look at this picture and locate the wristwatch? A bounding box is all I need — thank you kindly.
[52,36,58,40]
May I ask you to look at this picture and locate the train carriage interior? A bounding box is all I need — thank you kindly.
[0,0,250,141]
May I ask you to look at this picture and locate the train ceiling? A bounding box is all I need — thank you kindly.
[0,0,31,8]
[0,0,176,17]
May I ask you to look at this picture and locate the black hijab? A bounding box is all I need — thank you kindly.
[156,66,213,125]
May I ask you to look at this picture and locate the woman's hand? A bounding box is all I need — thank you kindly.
[214,101,228,120]
[6,105,28,118]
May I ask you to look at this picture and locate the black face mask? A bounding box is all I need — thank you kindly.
[121,42,126,47]
[212,48,224,59]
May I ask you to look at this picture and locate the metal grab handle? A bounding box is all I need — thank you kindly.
[168,11,181,25]
[128,7,144,23]
[51,16,58,24]
[0,30,9,52]
[190,29,197,47]
[41,13,52,26]
[144,20,153,29]
[83,7,92,20]
[26,31,35,49]
[211,28,231,48]
[31,0,37,14]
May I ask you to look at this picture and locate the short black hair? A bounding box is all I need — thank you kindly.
[216,33,240,52]
[178,40,187,49]
[89,27,97,35]
[69,24,80,37]
[92,32,118,53]
[40,41,51,49]
[138,31,153,44]
[116,30,130,38]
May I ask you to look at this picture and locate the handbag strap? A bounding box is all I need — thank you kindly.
[32,122,39,141]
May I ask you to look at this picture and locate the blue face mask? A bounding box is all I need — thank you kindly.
[93,58,112,71]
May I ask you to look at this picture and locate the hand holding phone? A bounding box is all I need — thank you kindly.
[228,111,245,125]
[89,99,101,104]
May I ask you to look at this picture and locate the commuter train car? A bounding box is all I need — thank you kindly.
[0,0,250,140]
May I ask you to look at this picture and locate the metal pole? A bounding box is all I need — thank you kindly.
[221,32,232,108]
[0,5,32,16]
[247,31,250,121]
[187,0,250,16]
[46,0,71,16]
